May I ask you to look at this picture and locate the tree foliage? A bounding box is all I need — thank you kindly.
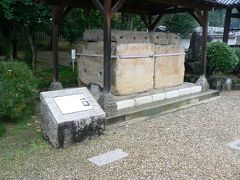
[0,0,51,68]
[161,13,196,37]
[60,9,103,44]
[208,9,225,27]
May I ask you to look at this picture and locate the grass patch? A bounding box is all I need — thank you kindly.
[0,123,5,137]
[34,65,78,90]
[0,114,49,169]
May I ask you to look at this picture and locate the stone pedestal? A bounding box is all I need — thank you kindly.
[98,93,117,116]
[195,75,209,91]
[49,81,63,91]
[40,88,106,148]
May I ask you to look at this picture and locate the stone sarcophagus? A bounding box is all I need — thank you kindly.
[77,30,185,96]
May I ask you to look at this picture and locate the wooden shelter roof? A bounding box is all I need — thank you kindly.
[42,0,236,15]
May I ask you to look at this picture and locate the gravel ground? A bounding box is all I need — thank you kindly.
[2,91,240,179]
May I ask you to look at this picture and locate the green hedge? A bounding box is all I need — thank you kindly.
[0,61,38,122]
[207,41,239,72]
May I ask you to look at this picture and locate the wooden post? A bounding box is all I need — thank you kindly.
[103,0,112,94]
[201,10,208,76]
[52,6,59,82]
[223,8,232,43]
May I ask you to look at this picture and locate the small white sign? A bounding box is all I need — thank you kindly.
[88,149,128,166]
[54,94,93,115]
[71,49,76,60]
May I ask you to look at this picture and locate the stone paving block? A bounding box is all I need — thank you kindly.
[40,88,105,148]
[165,90,179,99]
[191,86,202,94]
[178,87,192,96]
[135,96,153,106]
[152,93,166,102]
[116,99,136,110]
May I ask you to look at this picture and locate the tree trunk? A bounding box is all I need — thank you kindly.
[27,32,37,70]
[126,14,133,31]
[13,35,17,59]
[49,33,53,50]
[9,28,13,60]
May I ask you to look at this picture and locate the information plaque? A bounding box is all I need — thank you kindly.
[54,94,93,115]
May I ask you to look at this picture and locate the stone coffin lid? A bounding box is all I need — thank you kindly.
[83,29,181,45]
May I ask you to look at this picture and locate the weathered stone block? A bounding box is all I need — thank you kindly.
[150,32,181,45]
[77,42,117,88]
[83,29,151,43]
[150,32,170,45]
[78,30,185,96]
[40,88,105,148]
[112,43,154,95]
[168,33,181,45]
[154,45,185,89]
[80,42,117,55]
[78,56,104,88]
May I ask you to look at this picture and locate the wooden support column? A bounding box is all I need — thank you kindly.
[91,0,126,94]
[201,10,208,76]
[103,0,112,94]
[91,0,125,114]
[191,9,209,91]
[223,8,232,43]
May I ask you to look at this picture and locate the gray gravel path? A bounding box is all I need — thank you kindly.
[2,91,240,179]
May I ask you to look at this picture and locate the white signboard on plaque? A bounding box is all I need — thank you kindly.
[54,94,93,115]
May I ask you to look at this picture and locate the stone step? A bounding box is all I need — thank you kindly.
[106,89,220,125]
[116,85,202,111]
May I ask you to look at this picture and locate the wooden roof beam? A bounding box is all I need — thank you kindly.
[140,14,163,31]
[231,12,240,18]
[189,9,204,26]
[149,0,211,10]
[152,7,193,15]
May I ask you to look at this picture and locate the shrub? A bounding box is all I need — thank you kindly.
[233,48,240,70]
[0,61,38,122]
[207,41,239,72]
